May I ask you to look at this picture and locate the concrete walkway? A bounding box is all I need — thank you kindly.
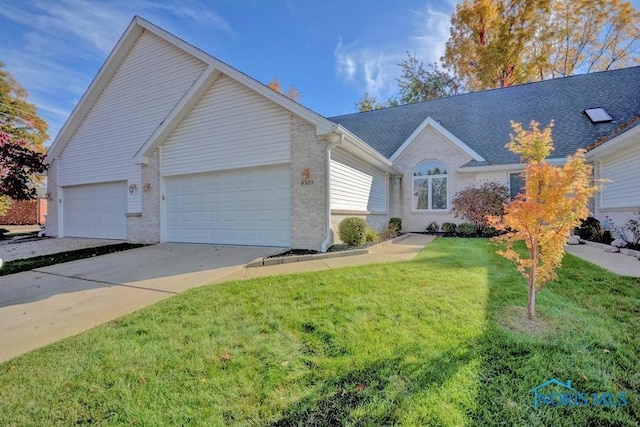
[565,244,640,277]
[0,235,434,363]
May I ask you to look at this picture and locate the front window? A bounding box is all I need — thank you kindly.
[509,172,525,199]
[413,160,448,210]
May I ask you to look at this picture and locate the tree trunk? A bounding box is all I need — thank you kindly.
[528,243,538,319]
[527,281,536,319]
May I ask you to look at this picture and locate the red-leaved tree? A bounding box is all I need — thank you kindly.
[0,131,45,214]
[452,182,510,234]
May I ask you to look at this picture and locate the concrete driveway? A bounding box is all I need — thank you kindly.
[0,243,279,363]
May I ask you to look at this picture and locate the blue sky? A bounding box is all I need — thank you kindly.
[1,0,638,146]
[0,0,457,144]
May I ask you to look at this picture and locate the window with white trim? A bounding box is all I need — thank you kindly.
[413,160,448,210]
[509,172,525,199]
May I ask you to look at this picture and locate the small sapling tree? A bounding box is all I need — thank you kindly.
[488,121,596,319]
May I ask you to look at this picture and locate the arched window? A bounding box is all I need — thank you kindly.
[413,160,448,210]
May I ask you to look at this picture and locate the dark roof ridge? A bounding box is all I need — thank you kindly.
[329,65,640,120]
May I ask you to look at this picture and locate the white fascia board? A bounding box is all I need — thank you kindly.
[458,157,567,173]
[389,116,485,163]
[586,125,640,160]
[44,18,144,164]
[133,65,220,164]
[134,16,336,137]
[334,125,398,174]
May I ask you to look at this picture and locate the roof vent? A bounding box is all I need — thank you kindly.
[584,108,612,123]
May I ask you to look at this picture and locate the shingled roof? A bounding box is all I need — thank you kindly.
[330,66,640,167]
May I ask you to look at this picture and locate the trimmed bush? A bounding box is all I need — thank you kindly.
[457,222,476,236]
[389,217,402,233]
[426,221,439,233]
[339,217,368,246]
[365,228,380,242]
[442,222,457,235]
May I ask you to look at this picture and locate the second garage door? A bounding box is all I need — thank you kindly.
[63,181,127,239]
[165,165,291,246]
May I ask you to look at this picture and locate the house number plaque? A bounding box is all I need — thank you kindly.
[301,167,314,186]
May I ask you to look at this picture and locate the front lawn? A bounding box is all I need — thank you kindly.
[1,238,638,425]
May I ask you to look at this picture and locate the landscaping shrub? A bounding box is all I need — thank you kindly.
[389,217,402,233]
[609,210,640,249]
[451,182,510,233]
[442,222,457,235]
[365,227,380,242]
[380,224,399,240]
[425,221,439,233]
[338,217,367,246]
[456,222,476,236]
[574,217,605,242]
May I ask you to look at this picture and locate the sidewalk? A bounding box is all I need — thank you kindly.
[565,244,640,277]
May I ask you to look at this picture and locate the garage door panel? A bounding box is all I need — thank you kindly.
[63,181,127,239]
[166,165,291,246]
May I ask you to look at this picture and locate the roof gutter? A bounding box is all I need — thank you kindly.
[321,127,344,252]
[458,158,567,173]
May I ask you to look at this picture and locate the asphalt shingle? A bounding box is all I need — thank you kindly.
[330,66,640,165]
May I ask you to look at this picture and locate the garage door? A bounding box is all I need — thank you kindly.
[165,165,291,246]
[63,181,127,239]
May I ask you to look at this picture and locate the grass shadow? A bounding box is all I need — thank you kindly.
[270,347,476,426]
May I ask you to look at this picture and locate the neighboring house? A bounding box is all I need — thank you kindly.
[45,16,640,250]
[0,198,47,226]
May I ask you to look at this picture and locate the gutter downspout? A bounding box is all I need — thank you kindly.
[320,130,343,252]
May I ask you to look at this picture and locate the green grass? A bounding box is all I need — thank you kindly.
[0,243,146,276]
[1,238,638,425]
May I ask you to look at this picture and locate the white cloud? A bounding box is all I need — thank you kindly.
[334,38,358,80]
[333,1,455,100]
[409,3,455,64]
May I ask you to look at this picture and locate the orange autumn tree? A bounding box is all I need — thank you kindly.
[488,121,596,319]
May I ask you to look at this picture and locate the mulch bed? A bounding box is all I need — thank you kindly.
[0,243,146,276]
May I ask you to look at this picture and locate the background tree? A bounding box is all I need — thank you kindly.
[452,181,510,234]
[355,92,386,112]
[267,77,300,102]
[0,132,45,215]
[443,0,640,90]
[397,53,463,103]
[537,0,640,78]
[0,63,48,151]
[488,121,596,319]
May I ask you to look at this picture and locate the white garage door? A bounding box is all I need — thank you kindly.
[63,181,127,239]
[165,165,291,246]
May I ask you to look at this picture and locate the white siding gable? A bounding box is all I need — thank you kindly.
[161,75,291,176]
[58,30,206,186]
[601,142,640,208]
[331,149,387,213]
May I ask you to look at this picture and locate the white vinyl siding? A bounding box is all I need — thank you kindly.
[601,144,640,208]
[161,75,291,176]
[58,30,206,187]
[330,149,387,212]
[62,182,127,239]
[165,165,291,246]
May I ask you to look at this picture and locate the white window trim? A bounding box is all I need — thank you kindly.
[412,160,449,212]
